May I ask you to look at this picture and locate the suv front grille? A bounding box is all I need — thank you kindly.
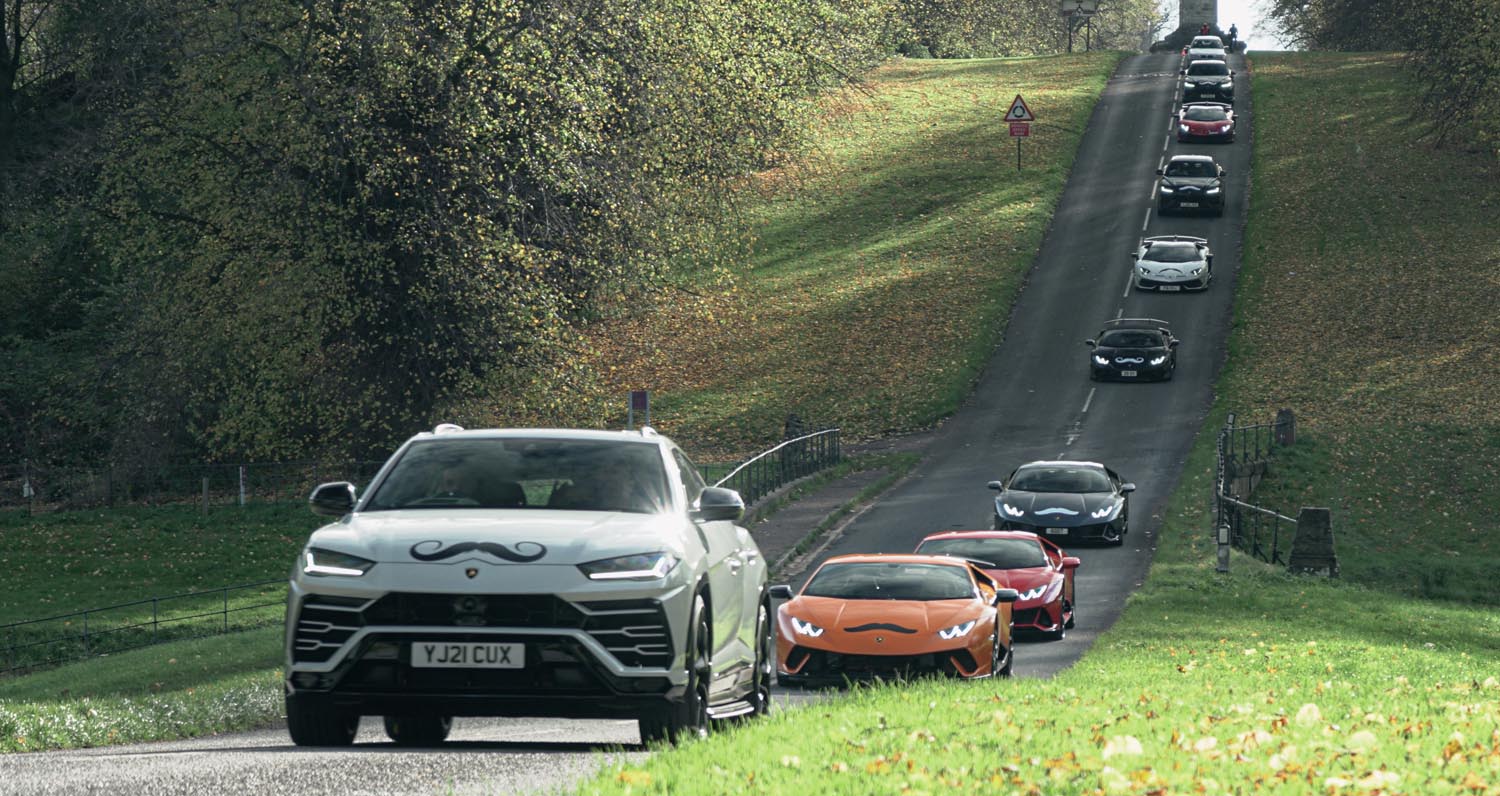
[292,594,371,664]
[293,593,673,669]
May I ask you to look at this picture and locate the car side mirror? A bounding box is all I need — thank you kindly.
[1129,251,1138,259]
[768,584,794,600]
[1085,339,1097,347]
[1155,167,1164,175]
[1169,339,1181,348]
[993,588,1020,605]
[1121,483,1137,493]
[986,480,1005,491]
[1230,70,1236,75]
[1179,69,1186,75]
[693,486,745,523]
[309,481,357,516]
[1062,556,1082,570]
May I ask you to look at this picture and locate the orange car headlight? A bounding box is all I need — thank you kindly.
[791,617,825,638]
[938,620,977,640]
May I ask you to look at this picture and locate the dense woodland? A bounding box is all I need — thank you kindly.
[0,0,1162,469]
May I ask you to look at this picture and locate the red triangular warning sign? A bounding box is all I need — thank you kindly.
[1005,94,1035,122]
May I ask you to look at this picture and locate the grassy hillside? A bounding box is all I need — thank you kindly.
[575,52,1500,796]
[581,52,1123,453]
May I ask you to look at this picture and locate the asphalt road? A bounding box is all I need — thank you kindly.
[3,51,1250,796]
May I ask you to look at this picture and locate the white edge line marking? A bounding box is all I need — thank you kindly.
[1115,307,1124,318]
[1142,207,1152,231]
[1082,387,1096,414]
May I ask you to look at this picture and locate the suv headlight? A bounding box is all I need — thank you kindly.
[578,552,680,581]
[938,620,977,640]
[303,547,376,577]
[1150,355,1169,366]
[1160,185,1175,193]
[791,617,825,637]
[1207,187,1221,194]
[1092,355,1110,366]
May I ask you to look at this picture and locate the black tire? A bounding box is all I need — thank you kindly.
[1064,599,1076,630]
[286,695,359,747]
[989,623,1002,677]
[1101,523,1125,546]
[639,592,711,745]
[383,714,453,746]
[1046,603,1068,640]
[746,599,774,719]
[997,632,1014,678]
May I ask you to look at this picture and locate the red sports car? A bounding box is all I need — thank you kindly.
[915,531,1079,640]
[1177,102,1236,143]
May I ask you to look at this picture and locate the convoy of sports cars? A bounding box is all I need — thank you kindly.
[987,460,1135,545]
[770,555,1018,684]
[286,425,770,747]
[1132,235,1213,291]
[1157,155,1227,216]
[276,44,1242,749]
[914,531,1079,639]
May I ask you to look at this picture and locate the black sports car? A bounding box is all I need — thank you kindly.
[988,461,1134,545]
[1181,59,1235,102]
[1157,155,1226,216]
[1086,318,1179,381]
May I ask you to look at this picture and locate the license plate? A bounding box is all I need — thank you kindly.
[1120,370,1138,377]
[1045,527,1068,536]
[1180,202,1199,208]
[1160,285,1181,292]
[411,642,523,668]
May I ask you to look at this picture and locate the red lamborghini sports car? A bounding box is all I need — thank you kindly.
[915,531,1079,640]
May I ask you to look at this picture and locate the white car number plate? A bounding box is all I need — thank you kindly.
[1180,202,1199,207]
[1160,285,1181,292]
[1045,527,1068,536]
[1120,370,1138,377]
[412,642,523,668]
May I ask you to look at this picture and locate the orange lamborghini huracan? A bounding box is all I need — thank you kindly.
[769,554,1020,686]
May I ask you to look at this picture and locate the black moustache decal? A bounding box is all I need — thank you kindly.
[843,622,917,634]
[409,540,547,563]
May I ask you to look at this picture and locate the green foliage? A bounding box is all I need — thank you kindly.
[892,0,1166,58]
[1,0,893,465]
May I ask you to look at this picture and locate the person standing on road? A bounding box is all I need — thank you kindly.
[1227,23,1239,52]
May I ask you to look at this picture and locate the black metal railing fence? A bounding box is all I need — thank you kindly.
[1214,411,1297,564]
[2,580,285,675]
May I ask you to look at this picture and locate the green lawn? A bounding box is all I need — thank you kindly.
[573,52,1500,796]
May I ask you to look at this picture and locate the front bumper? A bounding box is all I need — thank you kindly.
[1136,273,1209,291]
[1183,85,1234,102]
[1159,193,1224,213]
[284,572,693,715]
[996,519,1125,542]
[1177,128,1233,143]
[778,645,988,685]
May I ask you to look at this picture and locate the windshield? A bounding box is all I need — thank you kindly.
[803,562,976,600]
[1144,242,1201,262]
[1164,160,1217,178]
[1192,38,1223,49]
[1098,330,1164,348]
[1183,106,1228,121]
[363,438,671,513]
[916,538,1049,569]
[1008,466,1113,493]
[1187,62,1229,76]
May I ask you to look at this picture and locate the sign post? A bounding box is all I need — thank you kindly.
[627,390,650,428]
[1005,95,1035,171]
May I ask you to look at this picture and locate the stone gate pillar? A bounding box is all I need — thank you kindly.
[1181,0,1217,33]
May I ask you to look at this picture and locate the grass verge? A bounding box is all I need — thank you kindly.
[572,52,1500,796]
